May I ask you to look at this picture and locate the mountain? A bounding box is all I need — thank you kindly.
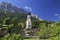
[0,2,55,24]
[0,2,26,13]
[0,2,28,24]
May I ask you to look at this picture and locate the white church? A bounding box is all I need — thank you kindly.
[26,12,32,29]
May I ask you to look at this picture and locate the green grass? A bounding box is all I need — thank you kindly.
[24,35,60,40]
[46,36,58,40]
[24,38,39,40]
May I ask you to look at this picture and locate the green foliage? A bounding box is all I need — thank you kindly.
[1,33,23,40]
[3,17,11,25]
[32,20,40,28]
[38,21,60,39]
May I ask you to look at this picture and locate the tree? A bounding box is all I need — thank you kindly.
[12,17,19,26]
[32,20,40,28]
[1,33,23,40]
[3,17,11,25]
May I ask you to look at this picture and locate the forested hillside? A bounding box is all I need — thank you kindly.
[0,2,60,40]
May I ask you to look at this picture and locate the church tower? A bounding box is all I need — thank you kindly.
[26,12,32,29]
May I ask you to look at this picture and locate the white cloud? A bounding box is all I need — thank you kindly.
[24,6,32,11]
[55,13,60,18]
[55,13,58,16]
[59,16,60,18]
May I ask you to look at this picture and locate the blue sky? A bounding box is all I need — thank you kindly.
[0,0,60,22]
